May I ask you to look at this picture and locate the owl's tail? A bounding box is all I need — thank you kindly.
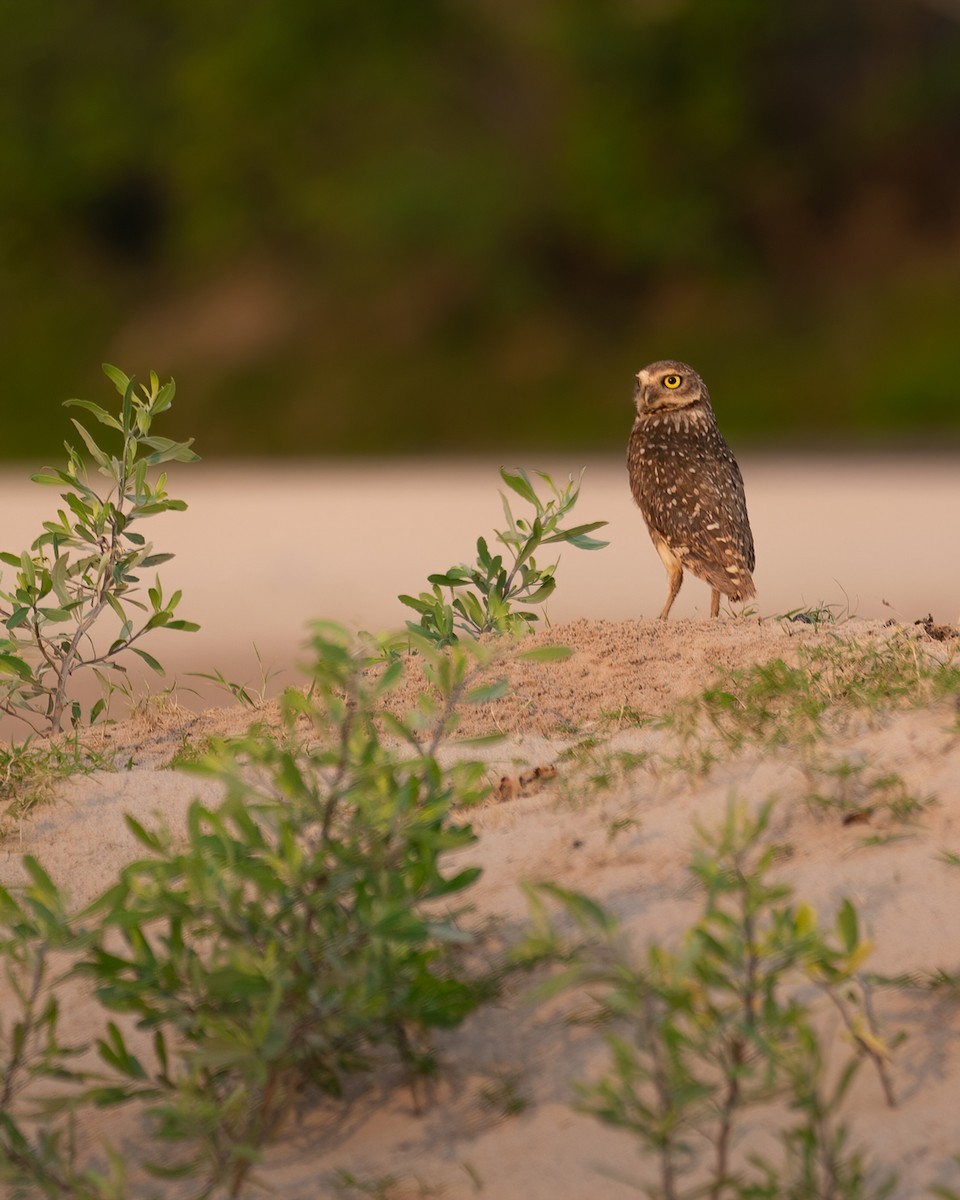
[728,573,756,603]
[689,555,756,603]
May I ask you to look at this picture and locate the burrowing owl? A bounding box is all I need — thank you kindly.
[627,360,755,620]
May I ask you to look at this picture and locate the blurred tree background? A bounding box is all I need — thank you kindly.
[2,0,960,459]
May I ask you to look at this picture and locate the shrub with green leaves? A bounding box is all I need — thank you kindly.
[400,467,607,646]
[51,625,498,1197]
[524,801,896,1200]
[0,365,199,734]
[0,621,574,1197]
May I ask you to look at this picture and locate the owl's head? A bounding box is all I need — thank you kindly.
[633,360,710,416]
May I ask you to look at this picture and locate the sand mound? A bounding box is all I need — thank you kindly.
[1,615,959,1199]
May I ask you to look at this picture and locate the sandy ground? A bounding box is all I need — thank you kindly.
[1,455,959,1198]
[1,612,960,1199]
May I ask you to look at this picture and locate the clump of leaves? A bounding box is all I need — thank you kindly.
[0,365,199,734]
[524,800,897,1200]
[400,467,607,646]
[70,624,497,1197]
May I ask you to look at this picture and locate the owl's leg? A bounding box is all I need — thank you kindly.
[654,538,684,620]
[659,564,683,620]
[710,588,720,618]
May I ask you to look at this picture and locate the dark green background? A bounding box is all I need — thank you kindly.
[4,1,960,459]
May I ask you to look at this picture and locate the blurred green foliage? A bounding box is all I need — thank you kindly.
[2,1,960,457]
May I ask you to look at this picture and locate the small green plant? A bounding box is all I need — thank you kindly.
[599,703,654,730]
[607,815,641,842]
[400,467,607,646]
[777,599,851,628]
[0,736,111,833]
[803,759,934,828]
[478,1069,531,1118]
[0,365,199,734]
[68,625,498,1197]
[744,1024,895,1200]
[524,800,896,1200]
[661,635,960,765]
[0,624,541,1197]
[556,735,648,801]
[661,658,823,759]
[190,645,283,710]
[165,731,215,769]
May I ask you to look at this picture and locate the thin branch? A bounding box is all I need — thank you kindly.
[0,946,48,1109]
[820,979,897,1109]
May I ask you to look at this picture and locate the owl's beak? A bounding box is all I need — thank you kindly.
[633,373,649,409]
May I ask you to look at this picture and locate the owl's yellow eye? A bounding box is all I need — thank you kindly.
[663,374,682,389]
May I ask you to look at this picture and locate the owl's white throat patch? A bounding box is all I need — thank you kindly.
[641,405,711,433]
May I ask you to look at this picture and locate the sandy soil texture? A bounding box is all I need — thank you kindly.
[2,614,959,1199]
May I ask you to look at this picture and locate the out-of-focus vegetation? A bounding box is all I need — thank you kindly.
[0,366,198,732]
[3,1,960,457]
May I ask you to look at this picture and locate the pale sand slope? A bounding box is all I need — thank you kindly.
[2,617,960,1198]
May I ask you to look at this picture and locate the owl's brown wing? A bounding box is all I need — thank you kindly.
[629,422,755,598]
